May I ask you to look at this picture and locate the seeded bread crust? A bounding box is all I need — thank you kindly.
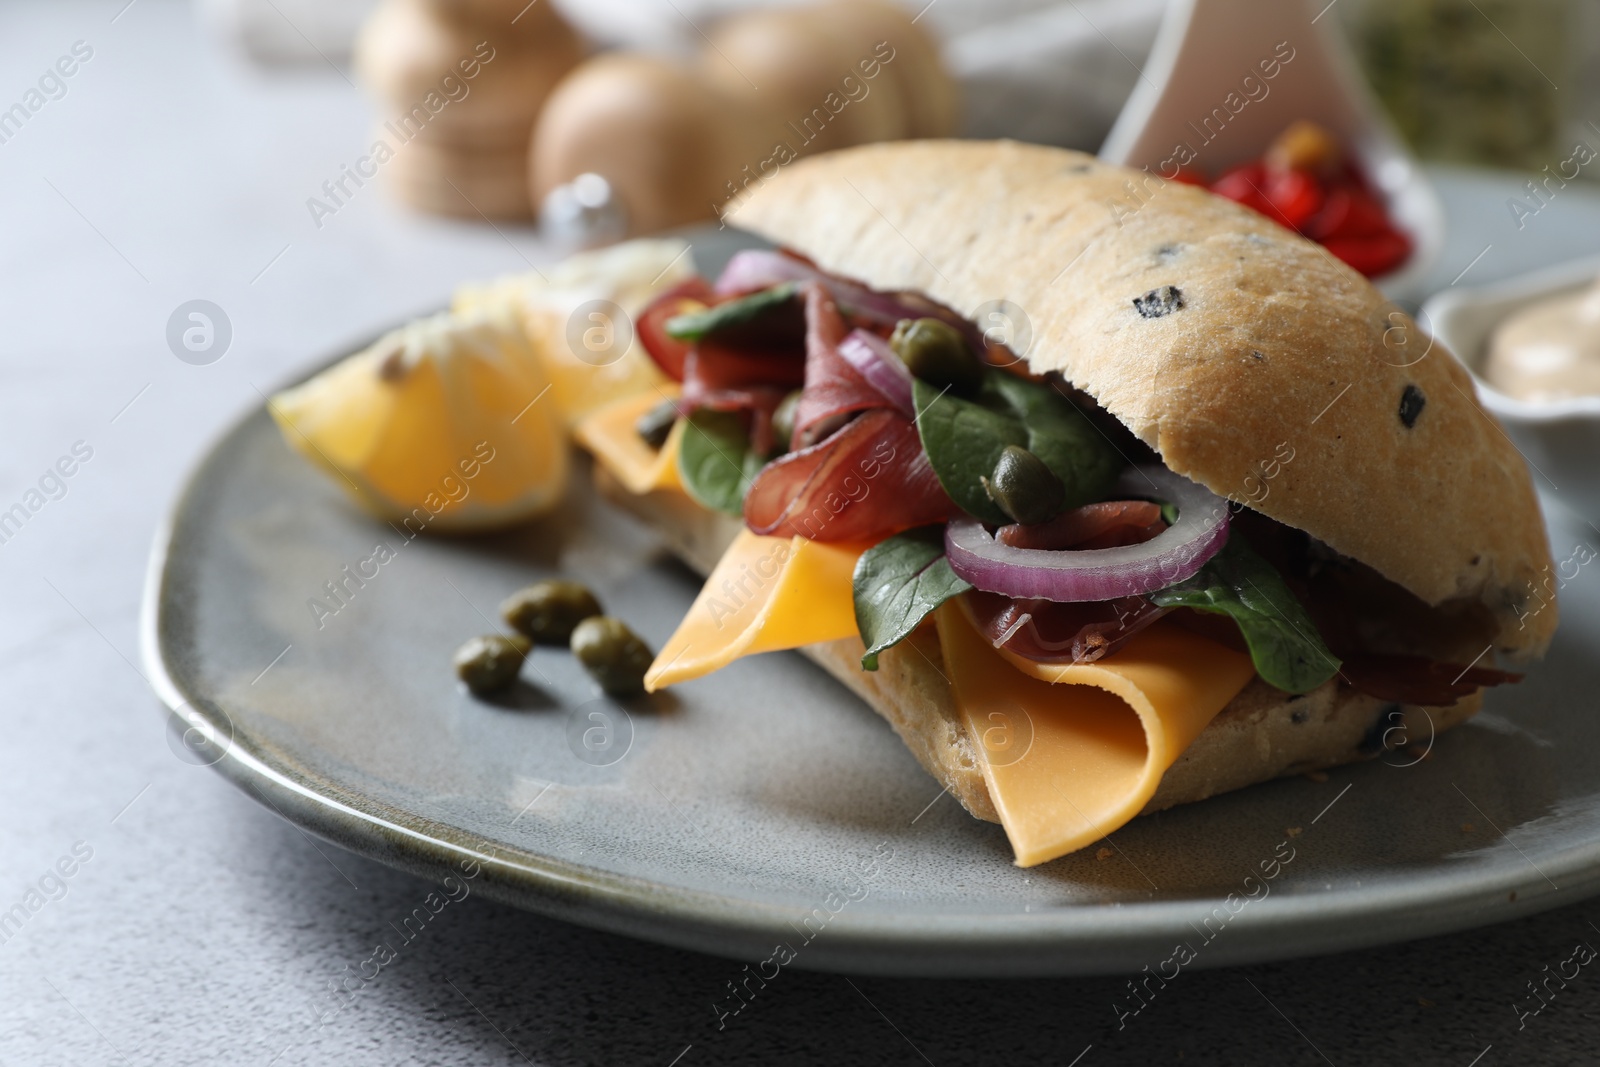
[727,140,1556,661]
[595,469,1480,826]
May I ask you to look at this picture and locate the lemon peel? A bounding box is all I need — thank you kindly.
[269,308,567,532]
[454,238,696,426]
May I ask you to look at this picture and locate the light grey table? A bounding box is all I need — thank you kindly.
[4,2,1600,1063]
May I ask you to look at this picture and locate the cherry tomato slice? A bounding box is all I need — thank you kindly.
[635,276,716,381]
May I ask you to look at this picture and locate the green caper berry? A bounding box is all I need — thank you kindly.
[501,580,603,644]
[982,445,1064,525]
[570,616,653,698]
[889,317,983,396]
[635,399,679,450]
[771,388,803,452]
[453,633,531,696]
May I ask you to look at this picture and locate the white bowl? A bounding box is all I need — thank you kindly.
[1099,0,1446,305]
[1422,254,1600,521]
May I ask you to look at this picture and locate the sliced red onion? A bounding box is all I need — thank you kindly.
[713,250,818,295]
[836,329,914,417]
[944,466,1230,602]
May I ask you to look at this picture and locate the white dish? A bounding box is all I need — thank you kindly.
[1100,0,1444,303]
[1423,254,1600,521]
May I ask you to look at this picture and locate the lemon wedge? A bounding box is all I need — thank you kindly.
[454,238,695,426]
[269,309,567,532]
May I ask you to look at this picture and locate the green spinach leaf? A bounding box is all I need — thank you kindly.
[664,283,798,341]
[677,410,768,516]
[1149,537,1341,693]
[912,373,1121,525]
[853,527,972,670]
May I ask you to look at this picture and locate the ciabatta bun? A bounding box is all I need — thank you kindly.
[728,140,1557,661]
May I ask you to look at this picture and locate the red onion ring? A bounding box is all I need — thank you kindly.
[713,250,818,295]
[944,466,1230,602]
[836,329,914,417]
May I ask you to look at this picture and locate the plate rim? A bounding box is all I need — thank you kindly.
[138,313,1600,978]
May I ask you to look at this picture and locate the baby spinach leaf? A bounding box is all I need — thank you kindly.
[664,283,798,341]
[1149,537,1341,693]
[677,410,768,516]
[912,372,1121,525]
[853,527,972,670]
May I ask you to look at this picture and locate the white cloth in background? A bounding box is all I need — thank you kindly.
[195,0,1167,150]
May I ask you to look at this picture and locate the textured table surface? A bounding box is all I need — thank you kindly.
[4,2,1600,1064]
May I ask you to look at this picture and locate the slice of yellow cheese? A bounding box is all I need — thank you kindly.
[936,602,1256,867]
[572,387,684,495]
[645,529,868,691]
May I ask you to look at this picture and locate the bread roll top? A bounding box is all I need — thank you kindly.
[729,139,1556,660]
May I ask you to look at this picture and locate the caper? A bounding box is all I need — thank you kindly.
[890,317,984,396]
[501,579,603,644]
[635,399,679,450]
[982,445,1064,525]
[771,388,803,452]
[453,633,531,696]
[571,616,653,698]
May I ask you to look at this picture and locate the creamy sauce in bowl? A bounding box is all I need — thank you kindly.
[1484,277,1600,402]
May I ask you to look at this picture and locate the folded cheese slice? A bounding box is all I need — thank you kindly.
[645,529,868,691]
[937,603,1255,866]
[572,388,685,495]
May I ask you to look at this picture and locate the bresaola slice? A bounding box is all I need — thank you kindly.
[680,328,805,455]
[742,285,956,539]
[743,409,955,542]
[791,286,892,449]
[997,500,1166,552]
[1337,654,1522,706]
[962,590,1169,665]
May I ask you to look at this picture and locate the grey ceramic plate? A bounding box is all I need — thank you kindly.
[142,233,1600,978]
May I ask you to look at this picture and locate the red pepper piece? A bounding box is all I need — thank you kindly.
[1209,162,1269,213]
[1263,168,1326,230]
[1313,185,1392,241]
[1321,230,1413,277]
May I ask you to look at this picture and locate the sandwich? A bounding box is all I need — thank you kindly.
[572,140,1556,867]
